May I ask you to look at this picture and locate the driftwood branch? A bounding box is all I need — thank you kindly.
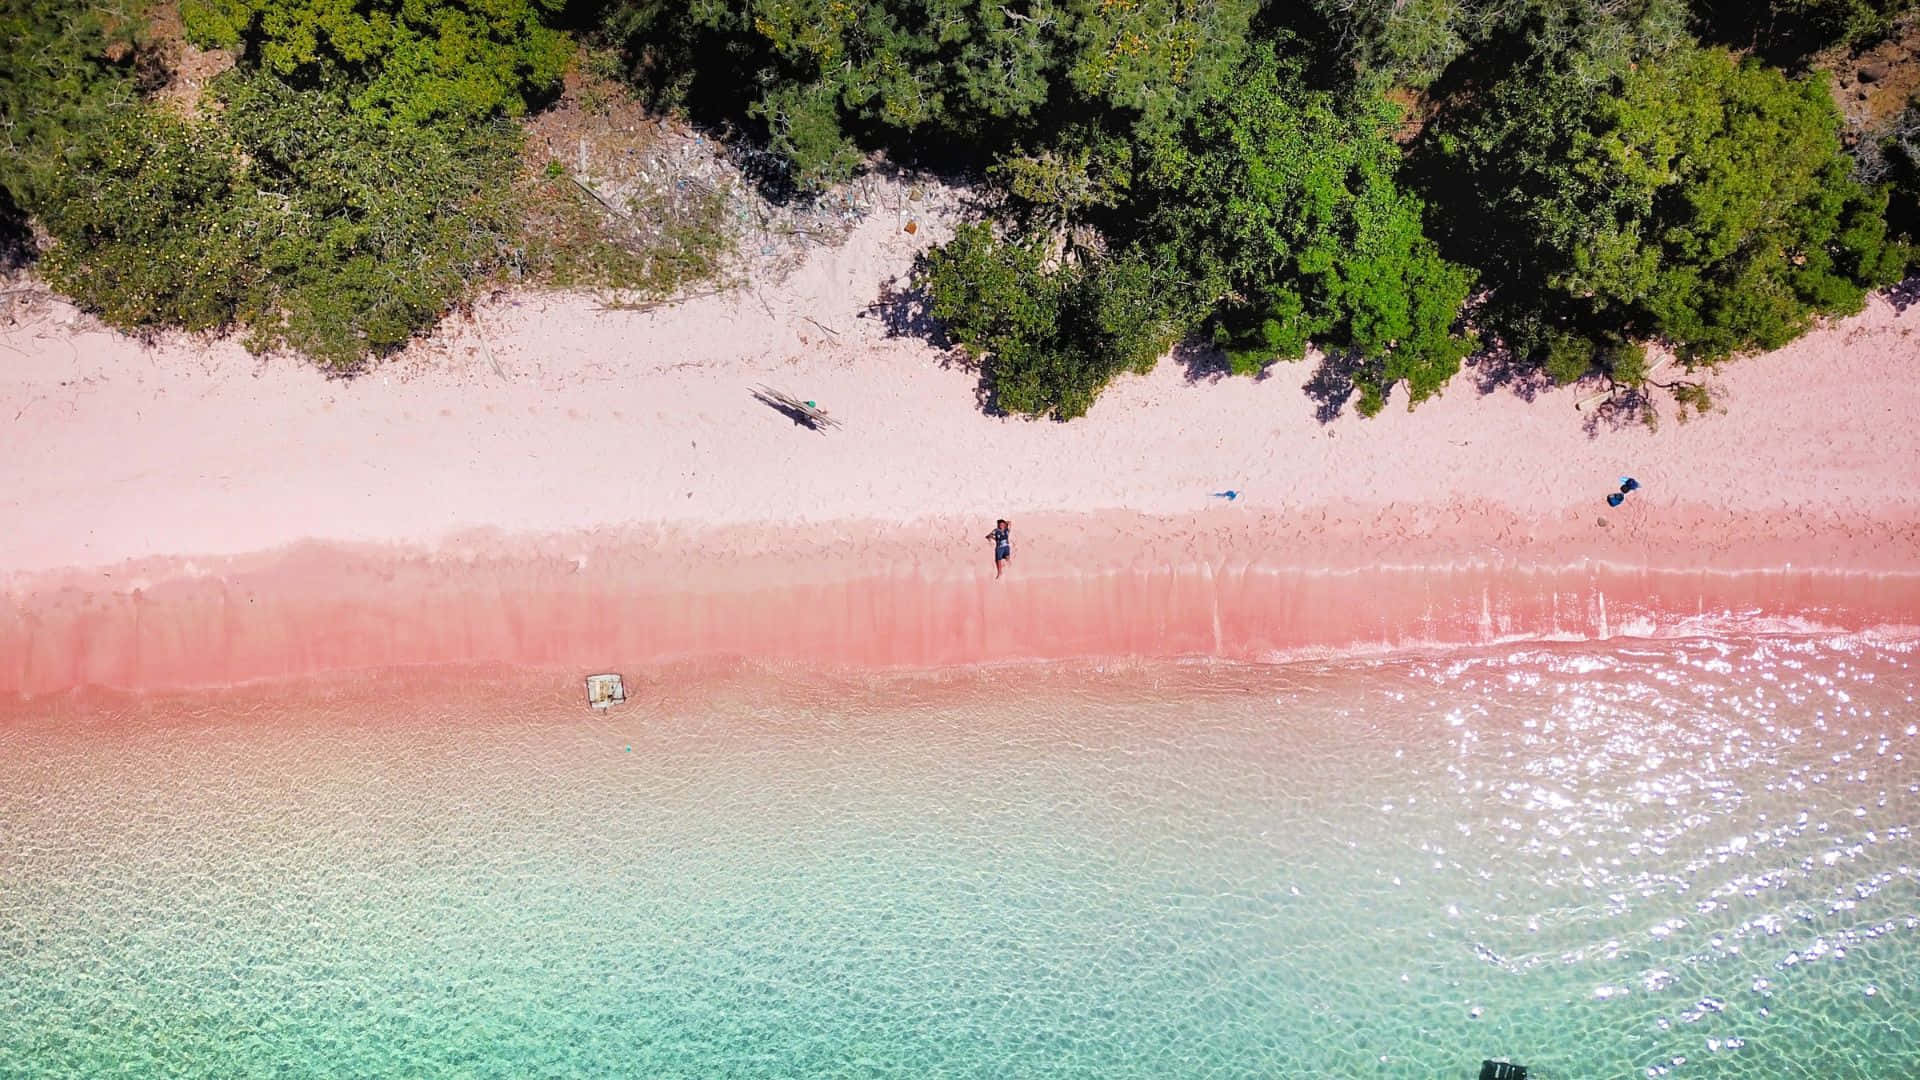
[469,316,507,381]
[569,174,624,216]
[568,174,650,242]
[752,384,841,431]
[595,287,727,313]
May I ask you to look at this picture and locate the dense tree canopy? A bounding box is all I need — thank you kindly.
[5,0,1916,412]
[1423,42,1905,377]
[920,42,1476,418]
[16,0,568,369]
[1130,46,1474,412]
[1300,0,1693,90]
[1693,0,1919,63]
[922,224,1184,419]
[603,0,1259,186]
[182,0,571,126]
[37,76,523,367]
[1309,0,1916,87]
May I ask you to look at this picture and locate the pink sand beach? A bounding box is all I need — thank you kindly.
[5,188,1920,695]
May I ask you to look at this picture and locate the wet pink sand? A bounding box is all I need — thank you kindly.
[5,505,1918,695]
[3,185,1919,694]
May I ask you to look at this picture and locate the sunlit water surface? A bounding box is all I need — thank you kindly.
[2,635,1916,1078]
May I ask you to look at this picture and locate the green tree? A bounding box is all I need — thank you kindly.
[182,0,571,126]
[921,222,1184,419]
[36,76,525,370]
[218,75,524,365]
[1062,0,1258,130]
[1299,0,1691,89]
[1426,43,1905,376]
[600,0,1256,188]
[991,126,1134,231]
[1132,45,1475,413]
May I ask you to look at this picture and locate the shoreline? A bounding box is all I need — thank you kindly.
[7,508,1919,696]
[5,185,1919,696]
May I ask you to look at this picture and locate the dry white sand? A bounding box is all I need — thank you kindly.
[4,184,1917,575]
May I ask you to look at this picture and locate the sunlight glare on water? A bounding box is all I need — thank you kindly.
[1,635,1916,1078]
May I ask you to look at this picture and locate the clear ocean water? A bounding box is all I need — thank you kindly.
[3,635,1916,1079]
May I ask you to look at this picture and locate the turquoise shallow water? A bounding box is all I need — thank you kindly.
[2,635,1916,1079]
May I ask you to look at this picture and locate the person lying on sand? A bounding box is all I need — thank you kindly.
[986,519,1011,579]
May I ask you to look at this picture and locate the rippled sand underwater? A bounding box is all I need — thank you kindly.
[3,635,1916,1079]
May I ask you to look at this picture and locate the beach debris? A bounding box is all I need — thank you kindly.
[1479,1062,1528,1080]
[751,384,841,431]
[1211,490,1239,501]
[586,673,626,709]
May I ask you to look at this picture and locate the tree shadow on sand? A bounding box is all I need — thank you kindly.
[861,273,951,348]
[1886,276,1920,313]
[1302,349,1406,424]
[1578,384,1659,439]
[861,264,1006,414]
[1462,338,1553,402]
[1300,350,1356,423]
[1172,339,1235,383]
[1178,343,1380,424]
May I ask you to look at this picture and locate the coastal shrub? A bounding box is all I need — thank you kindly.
[1132,45,1476,412]
[21,3,738,371]
[0,0,141,211]
[216,75,522,366]
[36,75,523,369]
[991,129,1135,232]
[921,223,1184,420]
[181,0,571,127]
[1424,43,1906,379]
[36,109,258,331]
